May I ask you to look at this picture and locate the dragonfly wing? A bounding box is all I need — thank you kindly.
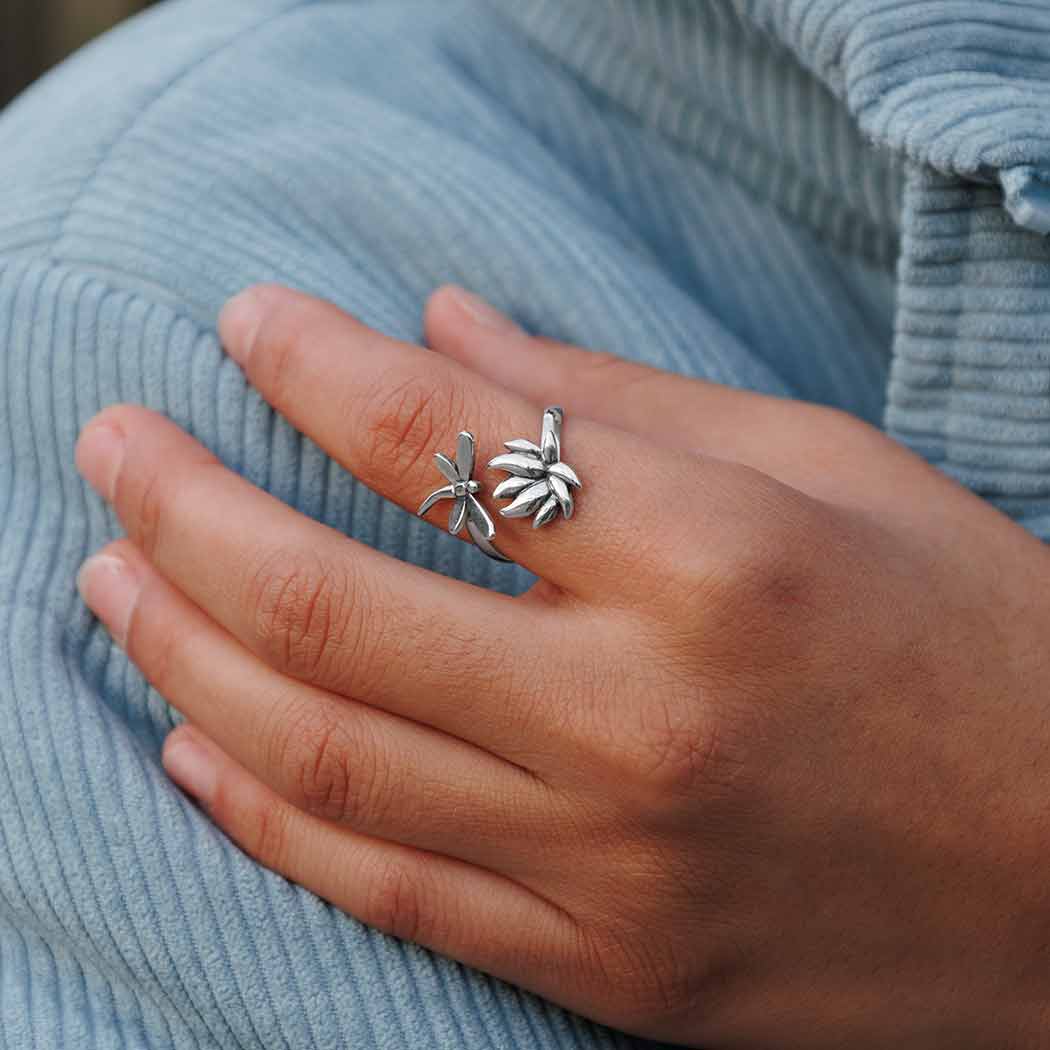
[418,484,455,517]
[434,452,460,484]
[456,432,476,481]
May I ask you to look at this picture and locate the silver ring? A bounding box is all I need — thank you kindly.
[417,431,512,563]
[489,406,582,528]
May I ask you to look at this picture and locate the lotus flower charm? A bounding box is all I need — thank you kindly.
[488,406,581,528]
[418,431,510,562]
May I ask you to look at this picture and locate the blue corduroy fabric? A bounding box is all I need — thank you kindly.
[0,0,1048,1046]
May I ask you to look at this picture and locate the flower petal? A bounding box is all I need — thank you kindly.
[456,432,476,480]
[449,496,468,535]
[503,439,543,456]
[487,452,547,478]
[466,494,496,540]
[549,475,574,519]
[417,484,456,517]
[493,475,534,501]
[547,461,581,489]
[532,494,560,529]
[500,480,552,518]
[434,452,460,485]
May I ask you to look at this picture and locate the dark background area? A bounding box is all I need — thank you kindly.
[1,0,154,108]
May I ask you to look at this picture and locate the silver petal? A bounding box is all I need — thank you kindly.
[549,475,574,519]
[487,452,547,478]
[434,452,460,485]
[456,431,476,481]
[501,480,551,518]
[467,518,514,563]
[540,406,562,465]
[466,494,496,541]
[547,461,581,489]
[418,484,456,517]
[532,494,560,529]
[493,475,534,500]
[503,439,543,456]
[449,496,468,535]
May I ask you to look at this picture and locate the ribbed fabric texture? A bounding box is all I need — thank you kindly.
[503,0,1050,534]
[0,0,1044,1046]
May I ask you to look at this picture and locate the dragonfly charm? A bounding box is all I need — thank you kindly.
[417,431,511,562]
[488,406,581,528]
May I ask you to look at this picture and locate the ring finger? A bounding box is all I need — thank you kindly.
[74,403,567,768]
[76,537,556,875]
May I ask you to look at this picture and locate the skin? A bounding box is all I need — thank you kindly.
[72,283,1050,1048]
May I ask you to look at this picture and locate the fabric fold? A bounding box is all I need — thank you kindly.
[497,0,1050,534]
[732,0,1050,237]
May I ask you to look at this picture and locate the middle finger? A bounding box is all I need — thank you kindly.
[77,537,555,876]
[75,403,566,769]
[216,284,700,600]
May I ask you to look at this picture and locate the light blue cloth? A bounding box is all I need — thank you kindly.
[0,0,1048,1046]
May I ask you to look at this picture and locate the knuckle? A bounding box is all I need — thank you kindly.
[684,481,829,635]
[584,348,629,375]
[264,698,390,828]
[613,697,724,800]
[570,631,727,800]
[587,632,750,803]
[638,708,718,798]
[584,349,646,391]
[580,353,663,428]
[257,304,314,412]
[583,929,709,1036]
[239,794,293,870]
[128,456,222,562]
[361,370,467,482]
[244,546,361,683]
[130,466,167,561]
[363,856,438,945]
[128,597,195,700]
[264,700,350,817]
[720,532,811,614]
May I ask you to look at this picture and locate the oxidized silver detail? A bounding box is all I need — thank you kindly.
[489,406,581,528]
[418,431,512,563]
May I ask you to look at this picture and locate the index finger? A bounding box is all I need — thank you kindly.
[218,285,714,600]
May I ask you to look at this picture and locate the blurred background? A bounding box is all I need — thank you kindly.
[2,0,155,108]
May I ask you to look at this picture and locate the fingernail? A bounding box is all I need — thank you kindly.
[451,287,521,333]
[163,733,218,806]
[218,288,265,366]
[76,552,142,649]
[75,422,126,503]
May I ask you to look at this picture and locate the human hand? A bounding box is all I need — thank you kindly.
[74,284,1050,1048]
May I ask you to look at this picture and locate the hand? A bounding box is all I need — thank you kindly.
[74,284,1050,1048]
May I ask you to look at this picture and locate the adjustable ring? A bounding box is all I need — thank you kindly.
[417,431,512,563]
[416,408,581,562]
[488,406,581,528]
